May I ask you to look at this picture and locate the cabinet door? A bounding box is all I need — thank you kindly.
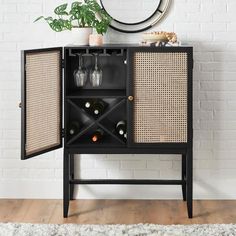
[128,48,192,146]
[21,48,63,159]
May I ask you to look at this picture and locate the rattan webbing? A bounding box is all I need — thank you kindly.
[133,52,187,143]
[25,51,61,155]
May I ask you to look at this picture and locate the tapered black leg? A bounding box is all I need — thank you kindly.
[69,154,75,200]
[182,154,186,201]
[186,147,193,218]
[63,149,70,218]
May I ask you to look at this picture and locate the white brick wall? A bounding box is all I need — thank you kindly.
[0,0,236,199]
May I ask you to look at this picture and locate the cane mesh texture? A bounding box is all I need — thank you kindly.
[133,52,187,143]
[25,51,61,156]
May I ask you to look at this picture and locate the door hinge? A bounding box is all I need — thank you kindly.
[62,59,65,68]
[62,128,65,138]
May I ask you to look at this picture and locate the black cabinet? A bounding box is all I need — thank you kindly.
[21,45,193,218]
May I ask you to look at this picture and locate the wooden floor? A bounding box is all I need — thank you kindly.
[0,200,235,224]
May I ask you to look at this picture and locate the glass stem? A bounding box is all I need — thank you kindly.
[78,54,82,70]
[95,54,98,70]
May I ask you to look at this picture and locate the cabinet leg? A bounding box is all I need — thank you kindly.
[182,154,186,201]
[70,154,75,200]
[186,147,193,218]
[63,149,70,218]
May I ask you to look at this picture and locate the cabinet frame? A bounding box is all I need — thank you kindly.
[21,45,193,219]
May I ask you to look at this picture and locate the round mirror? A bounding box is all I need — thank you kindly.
[99,0,170,33]
[101,0,161,25]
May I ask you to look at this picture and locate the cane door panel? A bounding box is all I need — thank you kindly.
[129,50,188,145]
[21,48,63,159]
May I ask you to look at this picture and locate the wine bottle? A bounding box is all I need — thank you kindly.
[92,100,106,116]
[68,121,80,135]
[91,129,104,143]
[116,120,127,136]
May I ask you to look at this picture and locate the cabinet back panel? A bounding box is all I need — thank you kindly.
[66,52,127,93]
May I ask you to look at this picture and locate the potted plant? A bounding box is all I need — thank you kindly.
[86,0,112,46]
[34,0,111,45]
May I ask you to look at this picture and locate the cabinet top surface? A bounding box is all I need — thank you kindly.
[64,44,193,49]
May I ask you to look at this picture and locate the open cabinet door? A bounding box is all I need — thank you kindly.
[21,48,63,160]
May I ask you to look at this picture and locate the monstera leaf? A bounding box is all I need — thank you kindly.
[54,3,68,15]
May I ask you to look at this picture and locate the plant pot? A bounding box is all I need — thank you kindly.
[89,34,103,46]
[71,27,92,45]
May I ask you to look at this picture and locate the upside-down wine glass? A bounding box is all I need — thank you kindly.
[73,54,87,87]
[90,53,103,87]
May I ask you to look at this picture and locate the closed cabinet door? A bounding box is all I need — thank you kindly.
[127,48,192,147]
[21,48,63,159]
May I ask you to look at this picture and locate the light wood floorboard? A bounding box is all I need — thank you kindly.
[0,200,235,224]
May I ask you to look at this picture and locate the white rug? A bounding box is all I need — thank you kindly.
[0,223,236,236]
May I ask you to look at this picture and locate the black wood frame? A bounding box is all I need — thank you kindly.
[62,46,193,218]
[21,45,193,219]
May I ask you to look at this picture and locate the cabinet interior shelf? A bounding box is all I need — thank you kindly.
[67,89,126,98]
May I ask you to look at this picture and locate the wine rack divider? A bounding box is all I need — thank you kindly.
[66,98,127,146]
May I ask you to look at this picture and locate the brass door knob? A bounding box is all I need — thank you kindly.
[128,96,134,101]
[19,102,22,108]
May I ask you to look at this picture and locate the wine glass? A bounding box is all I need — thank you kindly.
[73,54,87,87]
[90,53,102,87]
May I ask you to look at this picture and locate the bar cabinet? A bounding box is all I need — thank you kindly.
[20,45,193,218]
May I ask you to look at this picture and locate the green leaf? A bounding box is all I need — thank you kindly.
[85,0,100,12]
[54,3,68,15]
[58,11,69,16]
[64,20,72,30]
[71,1,82,9]
[49,19,63,32]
